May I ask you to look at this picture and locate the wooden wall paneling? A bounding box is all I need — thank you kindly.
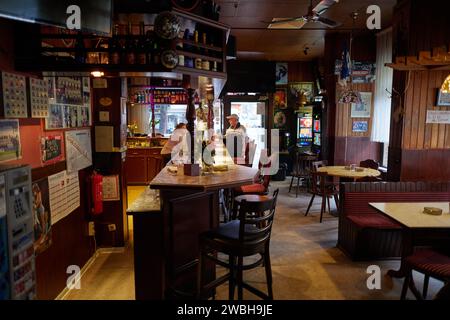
[423,71,435,149]
[430,72,440,149]
[410,71,422,148]
[402,72,414,149]
[436,71,447,149]
[416,71,428,149]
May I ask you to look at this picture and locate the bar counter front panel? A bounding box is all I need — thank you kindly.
[127,165,258,299]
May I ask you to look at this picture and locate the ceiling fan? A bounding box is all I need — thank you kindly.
[267,0,341,29]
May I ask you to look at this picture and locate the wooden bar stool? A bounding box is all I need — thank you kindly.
[197,189,279,300]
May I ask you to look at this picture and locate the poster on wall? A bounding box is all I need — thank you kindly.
[289,82,314,104]
[41,135,63,165]
[65,129,92,173]
[32,178,52,255]
[335,60,376,83]
[437,89,450,106]
[48,170,80,225]
[351,92,372,118]
[102,175,120,201]
[0,119,21,162]
[46,104,64,130]
[352,120,369,132]
[275,62,288,85]
[274,89,287,109]
[29,78,49,118]
[1,72,28,118]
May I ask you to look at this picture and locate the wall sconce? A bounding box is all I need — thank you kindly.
[90,71,104,78]
[441,74,450,93]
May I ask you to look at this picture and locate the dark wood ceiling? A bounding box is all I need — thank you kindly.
[217,0,397,61]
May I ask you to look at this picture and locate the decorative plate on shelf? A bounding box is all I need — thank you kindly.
[161,50,179,69]
[154,11,181,40]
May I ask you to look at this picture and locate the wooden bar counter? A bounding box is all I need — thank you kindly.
[127,164,258,299]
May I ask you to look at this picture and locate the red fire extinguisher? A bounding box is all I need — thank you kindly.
[91,171,103,215]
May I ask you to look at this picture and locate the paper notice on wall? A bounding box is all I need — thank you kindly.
[48,170,80,225]
[426,110,450,124]
[65,129,92,173]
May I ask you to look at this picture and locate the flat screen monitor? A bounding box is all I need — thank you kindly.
[314,133,321,146]
[0,0,112,35]
[299,117,312,128]
[299,128,312,138]
[314,120,320,132]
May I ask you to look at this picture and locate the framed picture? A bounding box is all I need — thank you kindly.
[273,110,287,129]
[275,62,288,85]
[351,92,372,118]
[289,82,314,104]
[352,120,368,132]
[437,89,450,106]
[274,89,287,109]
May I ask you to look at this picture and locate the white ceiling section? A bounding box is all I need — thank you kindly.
[216,0,396,61]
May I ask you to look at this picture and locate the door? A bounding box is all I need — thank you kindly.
[229,101,267,167]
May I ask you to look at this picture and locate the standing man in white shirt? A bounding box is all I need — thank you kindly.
[225,114,247,163]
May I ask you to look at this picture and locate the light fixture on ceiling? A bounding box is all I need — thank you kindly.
[91,71,104,78]
[441,74,450,93]
[338,12,362,105]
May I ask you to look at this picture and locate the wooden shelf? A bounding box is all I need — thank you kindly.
[179,39,223,52]
[176,50,222,63]
[386,47,450,71]
[174,66,226,79]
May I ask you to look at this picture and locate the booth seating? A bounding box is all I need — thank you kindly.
[338,182,450,261]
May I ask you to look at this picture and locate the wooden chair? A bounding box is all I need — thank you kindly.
[288,152,317,197]
[401,249,450,300]
[359,159,379,170]
[243,140,257,167]
[304,170,339,223]
[197,189,279,300]
[312,160,328,172]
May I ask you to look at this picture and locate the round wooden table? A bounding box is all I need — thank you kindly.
[317,166,381,181]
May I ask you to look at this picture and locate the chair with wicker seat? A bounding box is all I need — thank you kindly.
[401,249,450,300]
[304,170,339,223]
[197,189,280,300]
[288,152,318,197]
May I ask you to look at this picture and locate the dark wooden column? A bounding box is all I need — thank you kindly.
[184,88,200,175]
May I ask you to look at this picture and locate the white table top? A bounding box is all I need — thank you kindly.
[369,202,450,229]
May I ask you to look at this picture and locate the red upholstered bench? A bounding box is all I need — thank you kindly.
[338,182,450,261]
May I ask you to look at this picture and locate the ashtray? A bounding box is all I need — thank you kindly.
[344,166,351,170]
[355,167,365,172]
[423,207,443,215]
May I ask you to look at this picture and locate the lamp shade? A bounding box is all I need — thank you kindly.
[338,89,362,104]
[441,74,450,94]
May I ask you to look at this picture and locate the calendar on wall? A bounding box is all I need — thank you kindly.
[29,78,49,118]
[1,72,28,118]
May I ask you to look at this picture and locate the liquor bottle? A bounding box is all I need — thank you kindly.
[183,29,191,52]
[201,33,210,70]
[144,30,153,65]
[137,22,147,64]
[109,25,121,65]
[193,29,199,54]
[153,41,160,65]
[125,22,136,64]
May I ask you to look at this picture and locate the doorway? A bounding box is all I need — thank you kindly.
[224,95,268,167]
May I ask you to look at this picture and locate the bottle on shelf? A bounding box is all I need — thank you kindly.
[109,25,121,65]
[144,30,153,65]
[201,33,210,70]
[153,41,160,65]
[125,22,136,65]
[137,22,147,65]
